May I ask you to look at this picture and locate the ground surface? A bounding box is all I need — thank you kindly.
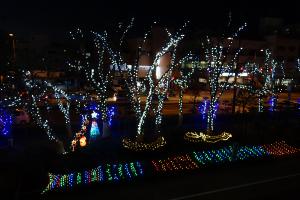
[1,107,300,200]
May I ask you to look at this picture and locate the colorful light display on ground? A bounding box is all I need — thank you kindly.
[43,141,299,194]
[122,136,166,151]
[42,161,144,193]
[152,154,199,172]
[184,131,232,143]
[262,141,300,156]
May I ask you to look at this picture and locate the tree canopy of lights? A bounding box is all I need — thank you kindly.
[22,71,59,141]
[5,71,68,153]
[96,19,188,151]
[0,73,22,108]
[45,81,72,138]
[246,50,284,112]
[68,28,113,138]
[184,22,247,143]
[173,54,199,123]
[204,23,247,134]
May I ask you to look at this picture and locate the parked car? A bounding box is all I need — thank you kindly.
[13,109,30,124]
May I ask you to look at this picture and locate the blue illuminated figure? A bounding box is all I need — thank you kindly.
[199,98,209,119]
[107,106,116,126]
[0,109,12,136]
[268,96,276,111]
[89,111,100,142]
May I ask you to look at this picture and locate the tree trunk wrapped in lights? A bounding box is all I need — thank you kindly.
[22,71,66,153]
[1,71,71,153]
[45,81,72,139]
[228,50,284,115]
[97,19,188,151]
[173,54,198,126]
[246,50,284,112]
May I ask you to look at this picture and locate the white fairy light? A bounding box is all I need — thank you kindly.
[203,23,247,132]
[97,20,188,143]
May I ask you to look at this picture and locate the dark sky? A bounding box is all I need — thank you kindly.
[1,0,300,36]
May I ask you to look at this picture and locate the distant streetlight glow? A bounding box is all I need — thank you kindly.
[222,72,248,77]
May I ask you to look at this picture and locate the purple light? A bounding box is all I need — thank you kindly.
[0,109,12,136]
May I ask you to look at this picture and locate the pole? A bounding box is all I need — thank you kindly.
[12,38,16,65]
[9,34,16,70]
[232,39,240,114]
[232,64,238,114]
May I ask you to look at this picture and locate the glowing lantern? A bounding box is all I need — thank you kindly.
[79,136,87,147]
[71,140,77,151]
[71,140,76,146]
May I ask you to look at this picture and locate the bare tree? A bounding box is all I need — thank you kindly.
[69,29,112,138]
[98,20,188,150]
[185,23,247,143]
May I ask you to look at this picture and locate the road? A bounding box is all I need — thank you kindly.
[115,91,300,116]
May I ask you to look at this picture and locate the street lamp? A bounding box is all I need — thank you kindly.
[9,33,16,68]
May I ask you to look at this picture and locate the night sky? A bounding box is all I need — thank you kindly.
[1,0,300,36]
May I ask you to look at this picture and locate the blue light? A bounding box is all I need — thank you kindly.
[108,106,116,126]
[0,108,12,136]
[80,114,88,125]
[90,120,100,141]
[84,102,100,112]
[198,99,209,119]
[268,96,276,111]
[213,102,219,119]
[83,103,116,126]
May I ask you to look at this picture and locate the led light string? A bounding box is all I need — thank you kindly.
[297,59,300,72]
[262,141,300,156]
[22,72,58,141]
[71,114,89,151]
[42,161,144,193]
[122,136,166,151]
[184,131,232,143]
[151,154,199,172]
[202,23,247,132]
[45,81,71,127]
[69,30,112,126]
[42,141,299,193]
[174,54,198,118]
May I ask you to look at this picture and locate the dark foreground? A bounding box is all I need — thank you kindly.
[1,111,300,200]
[43,157,300,200]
